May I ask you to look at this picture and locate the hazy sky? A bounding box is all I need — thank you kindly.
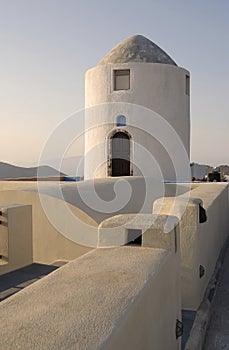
[0,0,228,166]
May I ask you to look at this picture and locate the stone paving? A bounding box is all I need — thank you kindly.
[0,263,63,301]
[182,310,196,349]
[203,242,229,349]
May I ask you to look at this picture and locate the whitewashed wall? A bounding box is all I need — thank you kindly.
[85,62,190,181]
[153,183,229,310]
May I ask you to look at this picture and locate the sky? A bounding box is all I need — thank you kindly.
[0,0,228,167]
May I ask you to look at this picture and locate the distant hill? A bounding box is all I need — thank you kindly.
[37,156,84,177]
[217,165,229,175]
[0,162,66,180]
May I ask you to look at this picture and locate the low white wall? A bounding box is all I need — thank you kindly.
[153,183,229,310]
[0,180,191,274]
[0,189,93,270]
[0,205,33,275]
[190,184,229,305]
[98,213,179,252]
[0,247,181,350]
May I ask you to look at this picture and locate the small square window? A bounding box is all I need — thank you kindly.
[114,69,130,90]
[185,75,190,96]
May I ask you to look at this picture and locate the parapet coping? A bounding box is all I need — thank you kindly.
[0,247,170,350]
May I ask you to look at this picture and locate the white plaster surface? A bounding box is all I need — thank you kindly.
[0,247,180,350]
[153,183,229,310]
[98,213,178,251]
[0,188,92,270]
[0,205,33,274]
[1,181,228,313]
[0,180,189,272]
[85,62,190,181]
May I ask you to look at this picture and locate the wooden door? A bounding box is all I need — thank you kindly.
[111,132,130,176]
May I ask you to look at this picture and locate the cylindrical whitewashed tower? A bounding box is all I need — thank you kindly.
[84,35,190,181]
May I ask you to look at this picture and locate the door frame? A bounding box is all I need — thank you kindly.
[107,129,133,177]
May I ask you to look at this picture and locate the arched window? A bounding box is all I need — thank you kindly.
[116,115,126,126]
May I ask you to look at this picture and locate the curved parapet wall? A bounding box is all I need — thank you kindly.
[13,179,190,223]
[0,179,191,274]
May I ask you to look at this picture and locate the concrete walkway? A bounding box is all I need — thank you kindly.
[0,262,66,301]
[203,241,229,349]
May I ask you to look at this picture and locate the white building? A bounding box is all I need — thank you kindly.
[84,35,190,181]
[190,162,210,180]
[0,35,228,350]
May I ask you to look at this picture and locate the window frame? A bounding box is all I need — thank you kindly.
[113,69,130,91]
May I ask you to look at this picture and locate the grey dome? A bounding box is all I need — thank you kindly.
[98,35,177,66]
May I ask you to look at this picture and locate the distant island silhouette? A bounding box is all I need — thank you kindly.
[0,161,66,180]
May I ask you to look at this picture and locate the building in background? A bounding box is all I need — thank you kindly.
[84,35,190,181]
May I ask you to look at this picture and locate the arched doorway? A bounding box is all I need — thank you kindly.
[111,131,130,176]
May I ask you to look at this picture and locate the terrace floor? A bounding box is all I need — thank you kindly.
[0,262,66,302]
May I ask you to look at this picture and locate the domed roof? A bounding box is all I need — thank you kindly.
[98,35,177,66]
